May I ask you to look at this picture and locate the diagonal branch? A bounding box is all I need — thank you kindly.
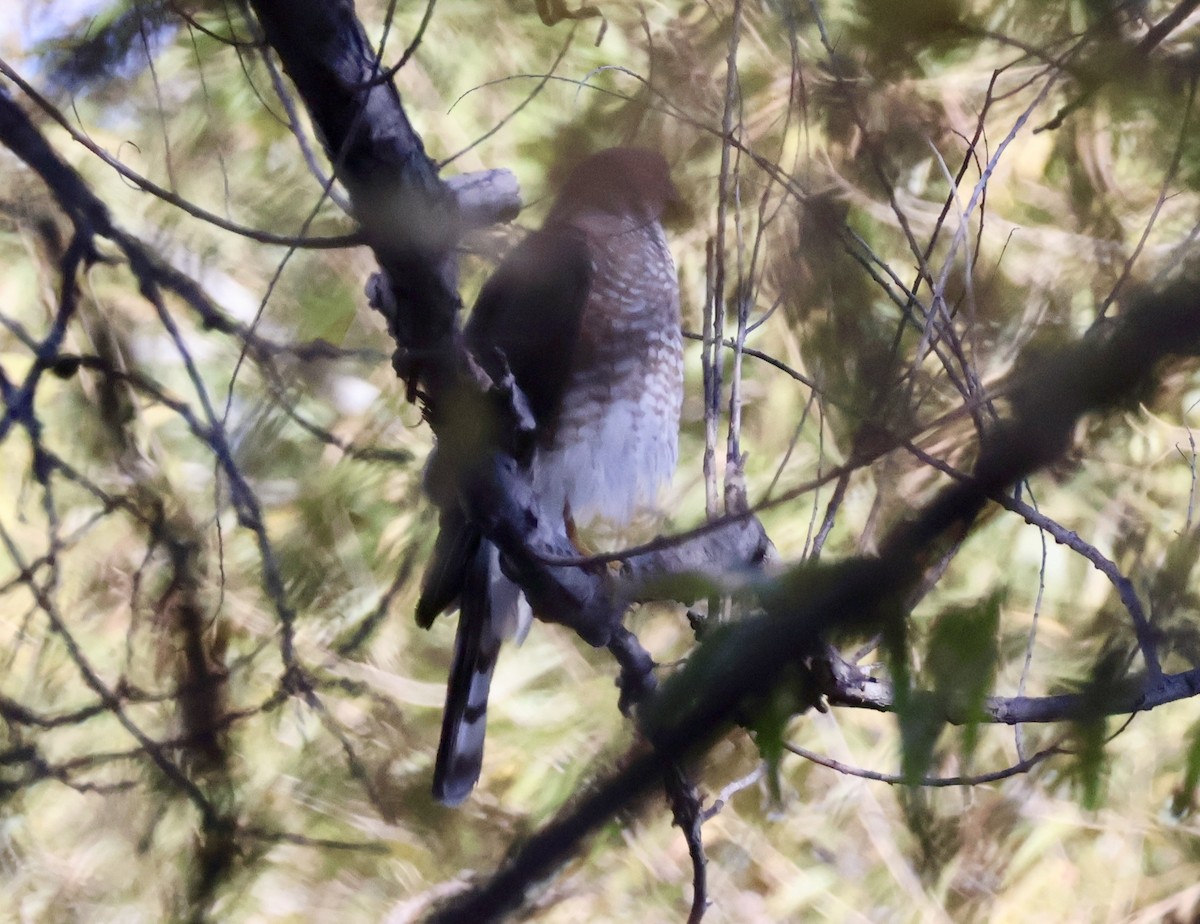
[424,278,1200,922]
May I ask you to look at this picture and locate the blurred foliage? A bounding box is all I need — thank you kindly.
[4,0,1200,921]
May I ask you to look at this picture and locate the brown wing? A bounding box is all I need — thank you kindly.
[465,226,592,433]
[417,227,592,624]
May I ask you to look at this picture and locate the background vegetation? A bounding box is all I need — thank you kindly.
[3,0,1200,921]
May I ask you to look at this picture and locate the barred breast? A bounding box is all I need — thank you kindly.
[531,217,683,530]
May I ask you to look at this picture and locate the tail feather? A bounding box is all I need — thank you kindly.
[422,512,532,805]
[431,539,507,805]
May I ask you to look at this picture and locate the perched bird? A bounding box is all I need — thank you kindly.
[417,147,684,805]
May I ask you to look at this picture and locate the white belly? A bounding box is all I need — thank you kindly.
[531,364,682,531]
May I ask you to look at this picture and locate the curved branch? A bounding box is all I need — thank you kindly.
[784,739,1066,787]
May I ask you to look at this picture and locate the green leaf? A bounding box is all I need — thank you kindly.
[1066,649,1125,810]
[897,688,946,786]
[1071,715,1108,811]
[746,663,818,808]
[926,592,1002,762]
[1171,721,1200,819]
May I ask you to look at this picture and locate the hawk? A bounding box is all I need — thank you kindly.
[417,147,684,805]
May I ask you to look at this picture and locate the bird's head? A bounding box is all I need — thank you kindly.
[548,147,683,226]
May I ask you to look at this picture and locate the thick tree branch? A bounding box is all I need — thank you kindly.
[820,648,1200,725]
[622,513,774,592]
[246,0,768,650]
